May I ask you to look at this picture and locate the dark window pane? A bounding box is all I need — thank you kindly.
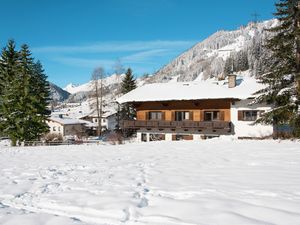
[243,110,258,121]
[175,111,190,121]
[204,111,220,121]
[213,111,219,120]
[204,112,212,121]
[149,112,162,120]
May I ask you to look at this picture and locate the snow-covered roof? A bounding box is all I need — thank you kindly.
[48,116,87,125]
[78,109,117,119]
[117,76,265,104]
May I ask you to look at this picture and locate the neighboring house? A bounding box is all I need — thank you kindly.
[79,111,118,132]
[46,115,87,137]
[117,75,273,141]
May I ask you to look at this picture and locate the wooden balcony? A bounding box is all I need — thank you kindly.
[122,120,233,135]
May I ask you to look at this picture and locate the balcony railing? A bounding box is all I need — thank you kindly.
[122,120,232,134]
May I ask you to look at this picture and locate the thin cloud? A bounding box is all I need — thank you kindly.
[53,57,115,68]
[122,49,170,63]
[32,40,195,54]
[54,49,174,69]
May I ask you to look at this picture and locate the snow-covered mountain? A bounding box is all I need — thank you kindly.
[53,74,128,116]
[63,73,125,95]
[49,83,70,102]
[148,20,277,83]
[50,19,277,117]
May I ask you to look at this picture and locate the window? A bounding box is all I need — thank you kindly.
[53,126,56,131]
[148,111,163,120]
[141,133,147,142]
[149,134,165,141]
[172,134,193,141]
[175,111,190,121]
[204,111,220,121]
[238,110,259,121]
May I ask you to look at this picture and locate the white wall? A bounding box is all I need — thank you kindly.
[231,99,273,138]
[46,121,85,137]
[92,115,117,131]
[46,121,64,136]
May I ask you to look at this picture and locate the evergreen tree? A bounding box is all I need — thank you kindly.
[17,44,36,142]
[236,51,249,72]
[29,60,51,139]
[0,41,50,145]
[255,0,300,137]
[0,40,22,145]
[118,68,137,135]
[121,68,137,95]
[224,55,234,76]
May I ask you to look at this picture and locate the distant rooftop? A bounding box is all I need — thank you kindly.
[48,116,87,125]
[117,76,265,104]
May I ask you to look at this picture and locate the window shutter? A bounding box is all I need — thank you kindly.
[200,110,204,121]
[219,111,225,121]
[171,111,175,121]
[189,111,193,121]
[146,112,149,120]
[162,112,165,120]
[238,111,243,121]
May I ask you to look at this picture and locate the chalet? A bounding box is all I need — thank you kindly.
[46,115,87,137]
[117,75,273,141]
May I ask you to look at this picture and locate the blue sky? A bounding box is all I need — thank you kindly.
[0,0,276,87]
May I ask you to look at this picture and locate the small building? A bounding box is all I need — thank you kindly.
[79,111,118,132]
[46,115,87,137]
[117,75,273,141]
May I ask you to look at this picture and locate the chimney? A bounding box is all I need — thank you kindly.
[228,74,237,88]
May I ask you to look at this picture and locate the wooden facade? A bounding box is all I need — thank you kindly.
[123,99,234,135]
[135,99,231,122]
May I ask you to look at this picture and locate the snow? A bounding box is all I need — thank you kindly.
[63,81,92,94]
[63,83,78,94]
[49,116,87,125]
[117,76,266,104]
[231,98,273,138]
[1,139,300,225]
[63,74,125,95]
[207,35,246,61]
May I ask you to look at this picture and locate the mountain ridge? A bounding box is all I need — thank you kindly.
[50,19,276,112]
[149,19,276,83]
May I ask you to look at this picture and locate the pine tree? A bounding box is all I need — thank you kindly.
[17,44,36,142]
[29,60,51,139]
[121,68,137,95]
[224,56,234,76]
[255,0,300,137]
[0,40,22,145]
[0,41,50,145]
[119,68,137,135]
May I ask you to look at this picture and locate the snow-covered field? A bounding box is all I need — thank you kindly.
[0,139,300,225]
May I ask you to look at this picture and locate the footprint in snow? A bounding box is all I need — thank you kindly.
[137,197,148,208]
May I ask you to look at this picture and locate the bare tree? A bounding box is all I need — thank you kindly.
[91,67,105,138]
[112,59,126,95]
[113,59,125,75]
